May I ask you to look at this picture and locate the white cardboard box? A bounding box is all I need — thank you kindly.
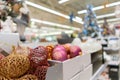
[46,53,91,80]
[0,33,19,53]
[71,64,92,80]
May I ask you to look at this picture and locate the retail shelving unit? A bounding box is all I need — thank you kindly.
[90,62,108,80]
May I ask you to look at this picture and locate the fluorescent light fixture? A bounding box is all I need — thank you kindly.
[106,1,120,7]
[97,13,115,19]
[97,20,104,24]
[107,18,120,22]
[40,30,73,36]
[31,18,80,30]
[25,27,73,35]
[25,1,69,19]
[75,16,82,22]
[98,18,120,24]
[40,27,63,31]
[78,10,86,14]
[78,1,120,14]
[25,1,83,24]
[58,0,69,4]
[78,6,104,14]
[93,6,104,11]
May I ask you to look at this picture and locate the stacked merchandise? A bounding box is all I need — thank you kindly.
[72,38,103,75]
[0,40,92,80]
[0,45,48,80]
[45,44,92,80]
[97,67,111,80]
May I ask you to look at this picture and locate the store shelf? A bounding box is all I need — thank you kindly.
[90,62,108,80]
[103,47,120,51]
[70,64,92,80]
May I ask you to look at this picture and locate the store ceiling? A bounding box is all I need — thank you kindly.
[27,0,120,29]
[28,0,120,19]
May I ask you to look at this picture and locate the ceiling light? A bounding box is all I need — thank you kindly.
[97,21,104,24]
[106,1,120,7]
[107,18,120,22]
[40,27,63,31]
[40,30,73,36]
[78,1,120,14]
[58,0,69,4]
[25,1,83,24]
[93,6,104,11]
[97,13,115,19]
[78,6,104,14]
[25,1,69,19]
[78,10,86,14]
[31,18,80,30]
[98,18,120,24]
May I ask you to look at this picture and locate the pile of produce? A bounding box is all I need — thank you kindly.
[0,43,82,80]
[28,46,49,80]
[0,46,49,80]
[0,46,30,79]
[46,44,82,61]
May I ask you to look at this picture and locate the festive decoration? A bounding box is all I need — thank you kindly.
[101,18,109,36]
[83,4,99,37]
[69,12,74,23]
[0,0,30,41]
[115,5,120,18]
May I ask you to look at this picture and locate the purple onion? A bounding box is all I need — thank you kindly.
[52,50,67,61]
[70,46,82,58]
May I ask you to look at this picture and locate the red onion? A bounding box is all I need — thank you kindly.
[28,46,49,68]
[53,45,66,52]
[34,66,48,80]
[70,46,82,58]
[52,50,67,61]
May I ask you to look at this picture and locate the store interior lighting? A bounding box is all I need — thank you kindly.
[78,1,120,14]
[25,27,73,36]
[39,30,73,36]
[40,27,63,31]
[58,0,69,4]
[31,18,80,30]
[78,6,104,14]
[25,1,83,24]
[98,18,120,24]
[97,13,115,19]
[26,27,73,33]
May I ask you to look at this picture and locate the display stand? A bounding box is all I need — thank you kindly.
[108,58,120,80]
[0,33,19,53]
[22,41,105,80]
[90,62,108,80]
[46,53,92,80]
